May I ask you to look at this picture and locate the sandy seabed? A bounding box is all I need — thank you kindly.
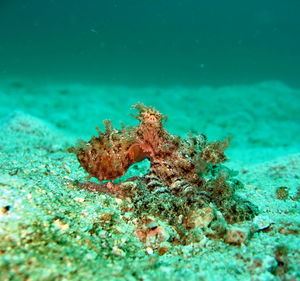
[0,80,299,280]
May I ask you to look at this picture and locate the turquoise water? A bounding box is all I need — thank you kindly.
[0,0,300,87]
[0,2,300,281]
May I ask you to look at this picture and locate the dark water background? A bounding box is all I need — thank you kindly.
[0,0,299,87]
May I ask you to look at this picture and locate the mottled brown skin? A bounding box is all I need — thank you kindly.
[70,104,258,245]
[70,103,228,190]
[132,104,203,189]
[200,138,230,164]
[73,120,137,181]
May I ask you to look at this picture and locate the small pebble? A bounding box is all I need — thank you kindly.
[146,247,154,255]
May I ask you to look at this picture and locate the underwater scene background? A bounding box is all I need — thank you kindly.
[1,0,300,87]
[0,1,299,281]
